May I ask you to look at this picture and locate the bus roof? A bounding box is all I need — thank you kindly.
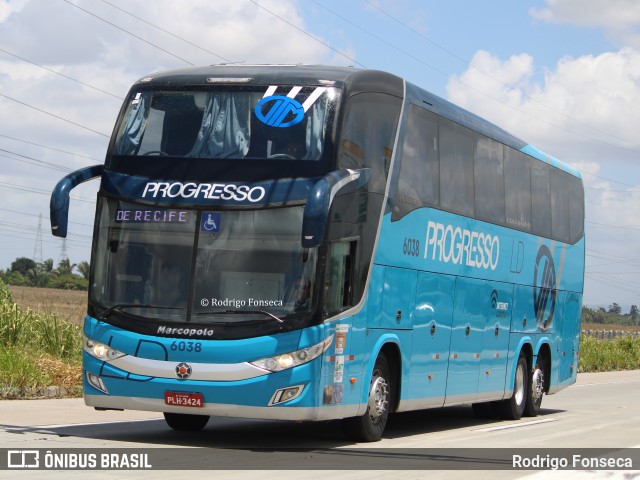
[134,64,404,98]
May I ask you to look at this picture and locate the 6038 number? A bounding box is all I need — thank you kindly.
[403,237,420,257]
[170,341,202,353]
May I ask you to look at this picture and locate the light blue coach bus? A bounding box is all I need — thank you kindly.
[51,65,584,442]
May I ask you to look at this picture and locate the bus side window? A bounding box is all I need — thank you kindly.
[439,118,475,217]
[504,148,532,231]
[568,175,585,243]
[338,93,401,194]
[531,160,551,238]
[474,136,505,225]
[550,168,571,243]
[324,240,357,317]
[393,104,439,220]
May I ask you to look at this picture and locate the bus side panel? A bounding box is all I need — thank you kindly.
[399,271,454,411]
[477,281,512,401]
[443,277,485,405]
[559,291,581,385]
[368,264,416,331]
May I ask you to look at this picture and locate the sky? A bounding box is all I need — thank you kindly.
[0,0,639,308]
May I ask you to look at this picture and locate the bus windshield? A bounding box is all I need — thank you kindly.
[90,198,318,324]
[112,86,340,161]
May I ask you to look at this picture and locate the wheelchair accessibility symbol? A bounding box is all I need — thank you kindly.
[200,212,220,232]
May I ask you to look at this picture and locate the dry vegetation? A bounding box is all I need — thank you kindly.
[7,285,86,325]
[582,322,640,333]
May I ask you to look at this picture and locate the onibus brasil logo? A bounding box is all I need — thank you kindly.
[533,245,557,331]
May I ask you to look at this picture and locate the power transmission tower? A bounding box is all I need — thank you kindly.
[58,238,68,264]
[33,212,43,264]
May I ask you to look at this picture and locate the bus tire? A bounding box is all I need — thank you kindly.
[496,352,528,420]
[524,358,546,417]
[342,353,391,442]
[163,412,210,431]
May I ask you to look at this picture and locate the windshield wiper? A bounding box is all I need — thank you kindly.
[195,309,284,323]
[98,304,183,319]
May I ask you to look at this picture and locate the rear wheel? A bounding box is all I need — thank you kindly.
[342,353,391,442]
[524,358,546,417]
[163,412,210,431]
[496,352,528,420]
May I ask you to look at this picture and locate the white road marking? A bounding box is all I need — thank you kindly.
[5,418,161,431]
[472,417,560,432]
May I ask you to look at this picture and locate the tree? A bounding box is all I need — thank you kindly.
[48,274,88,291]
[10,257,36,276]
[53,258,76,277]
[608,303,622,315]
[631,305,639,325]
[582,306,605,324]
[41,258,54,273]
[25,267,49,288]
[76,261,90,280]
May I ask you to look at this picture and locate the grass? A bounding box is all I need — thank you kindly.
[0,280,82,397]
[579,335,640,372]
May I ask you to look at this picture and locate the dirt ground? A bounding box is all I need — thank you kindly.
[7,285,87,325]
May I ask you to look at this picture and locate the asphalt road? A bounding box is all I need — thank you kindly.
[1,370,639,479]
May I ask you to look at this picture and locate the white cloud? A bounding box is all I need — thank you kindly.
[0,0,28,22]
[530,0,640,47]
[446,48,640,164]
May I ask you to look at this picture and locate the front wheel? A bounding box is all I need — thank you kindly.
[163,412,210,431]
[496,352,528,420]
[342,353,391,442]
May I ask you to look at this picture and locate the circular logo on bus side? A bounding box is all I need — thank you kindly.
[533,245,557,331]
[175,362,192,379]
[255,95,305,128]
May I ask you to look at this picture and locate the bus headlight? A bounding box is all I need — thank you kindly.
[250,336,333,373]
[83,335,126,361]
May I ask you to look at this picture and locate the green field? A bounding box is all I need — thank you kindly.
[0,281,82,397]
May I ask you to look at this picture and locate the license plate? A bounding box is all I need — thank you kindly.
[164,392,204,408]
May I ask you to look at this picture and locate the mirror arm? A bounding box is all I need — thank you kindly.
[301,168,370,248]
[50,165,104,238]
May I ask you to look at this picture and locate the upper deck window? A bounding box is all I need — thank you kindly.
[113,86,340,161]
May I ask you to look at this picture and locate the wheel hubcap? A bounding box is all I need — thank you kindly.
[368,374,389,422]
[532,368,545,402]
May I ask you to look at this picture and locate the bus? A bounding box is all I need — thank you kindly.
[50,65,584,442]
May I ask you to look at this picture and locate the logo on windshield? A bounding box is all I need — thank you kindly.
[255,95,305,128]
[533,245,556,330]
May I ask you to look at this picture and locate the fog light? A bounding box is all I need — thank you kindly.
[86,371,108,394]
[269,385,304,406]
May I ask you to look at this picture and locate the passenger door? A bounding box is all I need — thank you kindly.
[477,283,512,400]
[444,277,486,405]
[404,271,454,409]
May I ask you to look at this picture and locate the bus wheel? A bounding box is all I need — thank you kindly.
[496,352,528,420]
[342,353,391,442]
[524,359,546,417]
[163,412,210,431]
